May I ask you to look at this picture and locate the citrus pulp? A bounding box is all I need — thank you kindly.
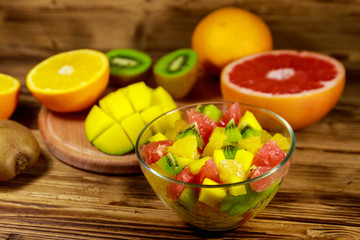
[221,50,346,130]
[0,73,20,119]
[26,49,109,113]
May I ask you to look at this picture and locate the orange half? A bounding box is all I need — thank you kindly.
[26,49,109,113]
[0,73,20,119]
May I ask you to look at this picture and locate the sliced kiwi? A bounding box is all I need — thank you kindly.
[154,49,198,99]
[196,104,223,122]
[177,187,197,211]
[156,153,183,176]
[176,122,204,149]
[224,118,242,142]
[222,144,240,159]
[106,49,152,86]
[238,111,262,138]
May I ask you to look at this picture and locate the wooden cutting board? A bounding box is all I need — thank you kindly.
[38,106,141,175]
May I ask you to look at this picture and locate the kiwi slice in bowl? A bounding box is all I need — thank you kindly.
[154,49,198,99]
[106,49,152,86]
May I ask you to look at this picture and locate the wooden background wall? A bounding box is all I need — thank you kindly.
[0,0,359,125]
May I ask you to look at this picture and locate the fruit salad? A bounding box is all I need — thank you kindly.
[138,102,294,230]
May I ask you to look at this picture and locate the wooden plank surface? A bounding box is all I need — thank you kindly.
[0,0,360,239]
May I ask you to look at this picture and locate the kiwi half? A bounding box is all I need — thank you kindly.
[106,49,152,86]
[154,49,198,99]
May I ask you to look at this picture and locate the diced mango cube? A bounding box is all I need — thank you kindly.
[187,156,210,175]
[201,127,227,157]
[167,135,200,160]
[84,105,114,142]
[199,178,227,207]
[234,149,254,174]
[127,81,152,112]
[149,132,168,142]
[140,105,163,125]
[99,90,134,121]
[121,112,146,145]
[212,149,226,166]
[92,123,134,155]
[227,175,247,196]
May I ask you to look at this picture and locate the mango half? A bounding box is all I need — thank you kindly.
[84,82,178,155]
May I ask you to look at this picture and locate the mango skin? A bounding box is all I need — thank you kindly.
[0,120,40,182]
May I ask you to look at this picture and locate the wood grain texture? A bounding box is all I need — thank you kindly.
[0,0,359,239]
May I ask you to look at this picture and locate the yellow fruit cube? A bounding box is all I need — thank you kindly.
[212,149,226,166]
[261,129,273,143]
[199,178,227,207]
[227,175,247,196]
[127,81,152,112]
[167,135,200,160]
[177,156,196,168]
[85,105,114,142]
[152,86,177,111]
[121,112,146,145]
[238,136,262,154]
[92,123,133,155]
[238,110,262,135]
[234,149,254,174]
[201,127,227,157]
[148,132,168,142]
[271,133,290,151]
[187,156,210,174]
[99,90,134,121]
[140,105,163,125]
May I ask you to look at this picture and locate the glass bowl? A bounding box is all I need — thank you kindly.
[136,102,295,231]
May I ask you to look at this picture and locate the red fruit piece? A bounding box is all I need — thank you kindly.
[188,109,216,145]
[217,102,242,127]
[249,165,273,192]
[143,140,172,165]
[252,140,287,168]
[167,166,195,200]
[196,158,220,184]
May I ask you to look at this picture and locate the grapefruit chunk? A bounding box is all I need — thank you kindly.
[221,50,346,130]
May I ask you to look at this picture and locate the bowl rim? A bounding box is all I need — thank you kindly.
[135,101,296,189]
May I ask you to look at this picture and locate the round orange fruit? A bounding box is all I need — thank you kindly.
[26,49,109,113]
[192,7,273,77]
[0,73,21,119]
[220,50,346,130]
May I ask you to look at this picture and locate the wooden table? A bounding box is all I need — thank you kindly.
[0,1,359,239]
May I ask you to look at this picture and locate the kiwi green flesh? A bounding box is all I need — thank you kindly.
[156,153,183,175]
[224,118,242,142]
[222,144,240,159]
[106,49,152,76]
[196,104,223,122]
[154,48,198,77]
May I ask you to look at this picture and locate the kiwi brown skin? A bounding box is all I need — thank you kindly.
[0,120,40,182]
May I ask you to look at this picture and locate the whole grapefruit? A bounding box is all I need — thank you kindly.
[192,7,273,77]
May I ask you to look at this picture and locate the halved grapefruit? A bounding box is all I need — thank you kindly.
[220,50,346,130]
